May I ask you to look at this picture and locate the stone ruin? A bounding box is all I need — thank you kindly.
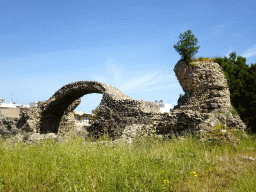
[0,59,249,146]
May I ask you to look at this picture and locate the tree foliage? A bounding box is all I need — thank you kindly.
[89,105,99,123]
[213,52,256,135]
[173,30,200,63]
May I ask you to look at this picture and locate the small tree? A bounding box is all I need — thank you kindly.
[173,30,200,63]
[89,106,99,123]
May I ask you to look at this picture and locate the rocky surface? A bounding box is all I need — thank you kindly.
[21,81,160,137]
[173,60,233,112]
[0,60,250,146]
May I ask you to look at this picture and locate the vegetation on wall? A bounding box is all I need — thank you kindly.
[173,38,256,135]
[173,29,200,63]
[89,105,99,123]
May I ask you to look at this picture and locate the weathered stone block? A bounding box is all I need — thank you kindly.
[22,120,37,133]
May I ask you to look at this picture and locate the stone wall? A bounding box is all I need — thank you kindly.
[0,60,249,145]
[87,98,160,139]
[3,81,160,137]
[0,108,20,118]
[88,60,247,141]
[173,60,233,112]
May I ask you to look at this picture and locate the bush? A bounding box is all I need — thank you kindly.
[8,123,12,128]
[89,106,99,123]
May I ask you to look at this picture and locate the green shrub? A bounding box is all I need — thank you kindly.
[8,123,12,128]
[230,109,239,115]
[89,106,99,123]
[189,62,198,67]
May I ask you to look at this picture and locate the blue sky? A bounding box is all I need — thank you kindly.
[1,0,256,114]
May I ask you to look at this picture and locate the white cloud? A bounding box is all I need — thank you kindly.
[145,76,165,86]
[224,44,256,60]
[241,44,256,58]
[128,83,179,93]
[91,75,106,83]
[101,60,179,94]
[104,58,124,84]
[224,49,233,58]
[118,72,160,92]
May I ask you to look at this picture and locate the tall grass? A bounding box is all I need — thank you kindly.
[190,54,223,63]
[0,127,255,192]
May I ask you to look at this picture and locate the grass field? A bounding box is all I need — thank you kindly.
[0,126,255,192]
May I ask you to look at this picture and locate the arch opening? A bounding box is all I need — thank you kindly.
[73,93,103,132]
[39,86,104,134]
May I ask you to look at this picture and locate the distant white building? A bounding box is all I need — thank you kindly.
[73,110,93,128]
[0,98,32,109]
[0,98,17,108]
[154,100,172,113]
[15,103,22,108]
[0,98,41,117]
[0,98,21,117]
[29,102,38,108]
[21,104,30,108]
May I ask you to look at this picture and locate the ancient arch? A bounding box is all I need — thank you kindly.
[39,81,136,134]
[18,61,248,144]
[19,80,160,137]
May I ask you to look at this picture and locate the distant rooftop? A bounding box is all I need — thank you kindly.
[74,110,93,115]
[0,98,30,108]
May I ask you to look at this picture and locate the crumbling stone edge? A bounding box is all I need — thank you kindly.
[0,60,250,146]
[0,107,249,148]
